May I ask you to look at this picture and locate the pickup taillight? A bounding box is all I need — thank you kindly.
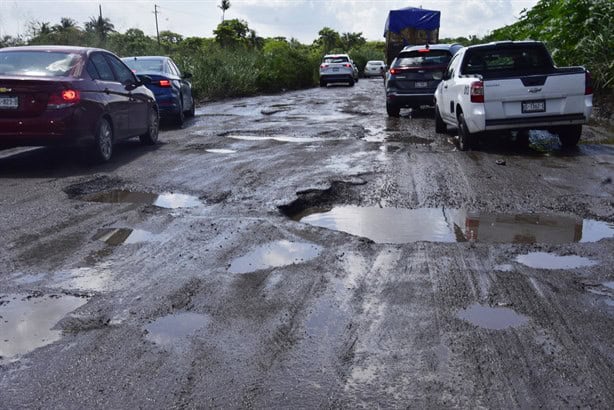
[470,81,484,103]
[585,71,593,95]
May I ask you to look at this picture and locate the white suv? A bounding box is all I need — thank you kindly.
[320,54,356,87]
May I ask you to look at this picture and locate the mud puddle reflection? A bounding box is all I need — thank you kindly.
[457,303,529,330]
[226,134,327,143]
[82,190,201,208]
[0,293,88,362]
[145,312,209,351]
[229,240,322,274]
[515,252,598,269]
[291,206,614,244]
[94,228,163,245]
[206,149,237,154]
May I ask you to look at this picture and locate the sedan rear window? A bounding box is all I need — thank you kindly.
[394,50,451,67]
[0,51,82,77]
[122,58,164,73]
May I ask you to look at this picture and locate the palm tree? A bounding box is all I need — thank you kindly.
[85,15,115,43]
[219,0,231,22]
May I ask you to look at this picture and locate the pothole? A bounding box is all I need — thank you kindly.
[226,134,326,143]
[457,303,529,330]
[515,252,598,269]
[0,293,88,363]
[228,240,322,274]
[145,312,210,351]
[206,149,237,154]
[93,228,163,246]
[81,190,201,209]
[282,201,614,244]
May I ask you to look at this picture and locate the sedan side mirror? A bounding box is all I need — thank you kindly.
[139,75,153,85]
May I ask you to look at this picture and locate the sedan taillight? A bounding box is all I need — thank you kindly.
[47,89,80,109]
[159,80,171,87]
[470,81,484,103]
[320,64,329,69]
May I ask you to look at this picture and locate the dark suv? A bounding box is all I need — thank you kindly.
[385,43,462,116]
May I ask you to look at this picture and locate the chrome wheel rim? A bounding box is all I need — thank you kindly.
[99,120,112,159]
[149,111,159,141]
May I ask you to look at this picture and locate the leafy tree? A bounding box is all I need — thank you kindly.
[107,29,157,56]
[0,35,25,48]
[219,0,231,22]
[316,27,341,53]
[55,17,79,31]
[213,19,249,48]
[341,32,366,51]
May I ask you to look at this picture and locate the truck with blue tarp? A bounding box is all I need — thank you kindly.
[384,7,441,66]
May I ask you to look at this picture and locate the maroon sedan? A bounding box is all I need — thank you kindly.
[0,46,159,162]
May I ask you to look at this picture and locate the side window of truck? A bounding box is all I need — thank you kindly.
[447,54,460,79]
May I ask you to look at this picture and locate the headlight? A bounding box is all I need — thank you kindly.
[432,71,443,80]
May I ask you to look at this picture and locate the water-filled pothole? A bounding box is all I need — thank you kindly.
[515,252,598,269]
[457,303,529,330]
[206,149,237,154]
[287,206,614,244]
[145,312,209,351]
[82,190,201,209]
[0,293,88,362]
[228,240,322,274]
[226,134,326,143]
[94,228,162,245]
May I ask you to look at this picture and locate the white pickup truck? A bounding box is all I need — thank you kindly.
[434,41,593,150]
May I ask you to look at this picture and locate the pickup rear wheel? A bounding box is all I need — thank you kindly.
[457,112,476,151]
[435,106,446,134]
[558,125,582,148]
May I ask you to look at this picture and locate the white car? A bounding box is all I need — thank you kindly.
[320,54,356,87]
[434,41,593,150]
[364,60,386,77]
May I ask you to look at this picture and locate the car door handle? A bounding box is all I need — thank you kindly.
[104,88,111,94]
[444,85,448,89]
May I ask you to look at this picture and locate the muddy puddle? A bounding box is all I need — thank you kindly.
[145,312,209,351]
[226,134,328,143]
[94,228,163,246]
[290,206,614,244]
[0,293,88,362]
[205,149,237,154]
[82,190,201,209]
[457,303,529,330]
[515,252,598,270]
[228,240,322,274]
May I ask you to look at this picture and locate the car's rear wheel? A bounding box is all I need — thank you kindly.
[175,98,184,126]
[186,96,195,118]
[558,124,582,148]
[140,108,159,145]
[92,117,113,162]
[457,112,476,151]
[348,78,355,87]
[435,106,446,134]
[386,102,400,117]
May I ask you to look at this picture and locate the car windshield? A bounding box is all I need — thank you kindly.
[323,56,349,64]
[394,50,450,67]
[462,46,553,75]
[0,51,82,77]
[122,58,164,73]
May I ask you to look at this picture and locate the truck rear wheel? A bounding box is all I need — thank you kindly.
[457,112,476,151]
[435,106,446,134]
[558,125,582,148]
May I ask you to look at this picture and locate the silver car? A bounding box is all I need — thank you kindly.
[364,60,386,77]
[319,54,355,87]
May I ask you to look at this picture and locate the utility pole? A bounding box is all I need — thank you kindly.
[99,4,102,20]
[154,4,160,45]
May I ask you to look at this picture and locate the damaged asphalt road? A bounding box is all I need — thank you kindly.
[1,79,613,408]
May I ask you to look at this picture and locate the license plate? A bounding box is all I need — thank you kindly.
[415,81,428,88]
[0,96,18,109]
[333,68,339,72]
[522,100,545,113]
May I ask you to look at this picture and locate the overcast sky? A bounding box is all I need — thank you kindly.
[0,0,539,43]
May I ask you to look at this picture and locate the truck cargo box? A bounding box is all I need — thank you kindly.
[384,7,440,65]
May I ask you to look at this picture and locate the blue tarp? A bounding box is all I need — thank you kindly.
[384,7,440,36]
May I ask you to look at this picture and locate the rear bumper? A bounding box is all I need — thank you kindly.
[386,91,436,107]
[485,114,587,129]
[320,74,353,83]
[0,107,93,148]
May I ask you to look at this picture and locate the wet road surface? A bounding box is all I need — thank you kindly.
[1,79,614,408]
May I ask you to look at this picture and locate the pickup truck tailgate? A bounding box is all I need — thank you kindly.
[484,71,587,120]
